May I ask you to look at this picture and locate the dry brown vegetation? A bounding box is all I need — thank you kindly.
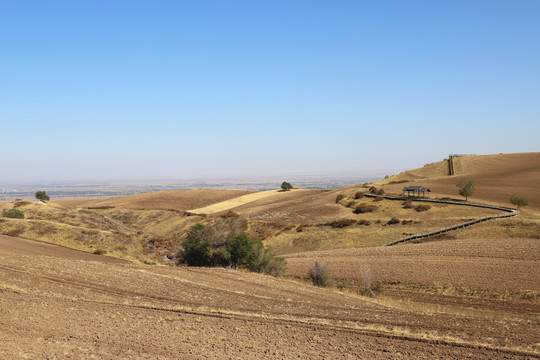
[1,152,538,358]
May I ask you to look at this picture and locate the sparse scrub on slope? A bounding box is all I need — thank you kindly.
[308,258,332,287]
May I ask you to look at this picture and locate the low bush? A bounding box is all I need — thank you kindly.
[377,189,385,195]
[357,219,371,226]
[222,210,239,218]
[93,249,107,255]
[402,200,414,209]
[415,204,431,212]
[374,196,384,202]
[401,220,414,225]
[2,208,24,219]
[326,219,357,228]
[387,217,400,225]
[354,204,378,214]
[335,194,346,203]
[368,186,378,194]
[354,192,365,199]
[308,259,332,287]
[296,224,310,232]
[13,200,31,208]
[347,201,356,208]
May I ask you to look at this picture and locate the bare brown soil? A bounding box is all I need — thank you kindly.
[284,237,540,316]
[55,189,254,212]
[1,235,538,359]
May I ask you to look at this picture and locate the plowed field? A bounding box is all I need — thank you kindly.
[1,235,538,359]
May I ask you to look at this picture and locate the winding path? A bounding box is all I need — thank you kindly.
[362,193,519,246]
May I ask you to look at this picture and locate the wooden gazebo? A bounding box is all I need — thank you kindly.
[403,186,431,199]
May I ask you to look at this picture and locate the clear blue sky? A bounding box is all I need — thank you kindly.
[1,0,539,183]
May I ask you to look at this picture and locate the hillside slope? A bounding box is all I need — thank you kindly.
[380,153,540,211]
[1,234,537,359]
[55,189,254,211]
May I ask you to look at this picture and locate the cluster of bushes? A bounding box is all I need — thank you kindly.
[354,204,378,214]
[2,208,24,219]
[368,187,385,196]
[178,223,286,276]
[325,219,357,228]
[357,219,371,226]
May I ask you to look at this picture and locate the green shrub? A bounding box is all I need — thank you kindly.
[335,194,346,203]
[2,208,24,219]
[179,224,213,266]
[415,204,431,212]
[354,204,378,214]
[308,259,332,287]
[354,192,365,199]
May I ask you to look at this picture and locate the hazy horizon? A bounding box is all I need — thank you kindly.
[2,1,538,183]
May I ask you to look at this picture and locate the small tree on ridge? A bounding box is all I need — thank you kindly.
[510,194,528,210]
[35,191,50,202]
[281,181,292,191]
[457,180,475,201]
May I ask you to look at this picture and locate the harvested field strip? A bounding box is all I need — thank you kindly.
[362,194,519,245]
[189,189,309,214]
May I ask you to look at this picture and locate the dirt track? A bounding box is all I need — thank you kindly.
[1,235,538,359]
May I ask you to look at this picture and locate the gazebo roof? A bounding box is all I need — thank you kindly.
[402,186,431,192]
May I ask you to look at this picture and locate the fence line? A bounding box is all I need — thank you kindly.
[362,193,518,246]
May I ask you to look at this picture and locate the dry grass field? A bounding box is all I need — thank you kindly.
[1,152,539,358]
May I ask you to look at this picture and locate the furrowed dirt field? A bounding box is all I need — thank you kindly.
[1,235,538,359]
[56,189,254,212]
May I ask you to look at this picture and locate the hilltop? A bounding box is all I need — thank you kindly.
[375,152,540,211]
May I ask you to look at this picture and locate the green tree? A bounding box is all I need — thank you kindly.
[35,191,50,202]
[281,181,292,191]
[179,224,212,266]
[457,180,475,201]
[228,233,255,267]
[510,194,528,210]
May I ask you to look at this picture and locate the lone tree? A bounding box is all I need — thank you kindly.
[35,191,50,202]
[281,181,292,191]
[510,194,528,210]
[457,180,475,201]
